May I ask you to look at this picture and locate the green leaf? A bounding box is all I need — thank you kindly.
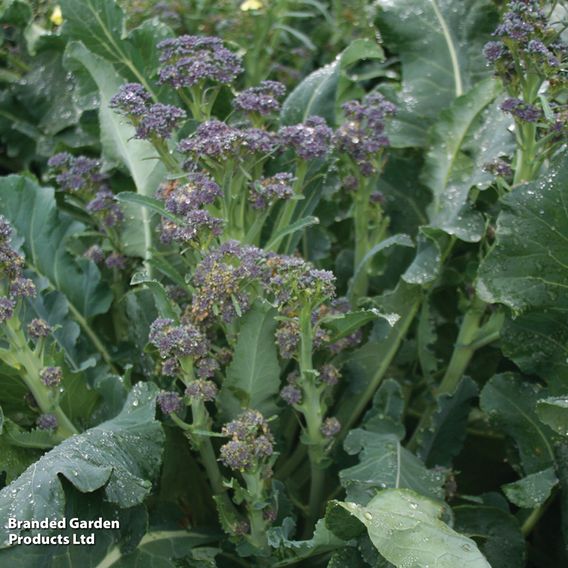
[377,0,498,147]
[0,382,164,546]
[265,216,319,251]
[500,312,568,390]
[270,518,347,566]
[0,435,40,483]
[480,373,559,474]
[351,234,414,293]
[320,309,380,343]
[130,271,177,320]
[0,176,113,363]
[477,153,568,313]
[60,0,171,95]
[502,467,558,508]
[453,505,525,568]
[478,155,568,388]
[361,379,406,439]
[92,530,216,567]
[423,79,509,242]
[219,302,280,419]
[281,39,384,125]
[337,282,422,431]
[116,192,183,224]
[416,377,479,468]
[337,490,491,568]
[65,42,166,261]
[402,227,448,285]
[2,419,57,449]
[341,432,445,504]
[0,176,111,319]
[536,397,568,436]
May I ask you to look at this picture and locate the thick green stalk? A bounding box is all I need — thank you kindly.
[242,471,270,553]
[407,297,487,450]
[296,305,328,531]
[438,297,487,395]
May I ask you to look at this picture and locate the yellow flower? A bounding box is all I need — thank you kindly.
[50,5,63,26]
[240,0,263,11]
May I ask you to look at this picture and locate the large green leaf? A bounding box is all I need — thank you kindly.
[478,154,568,313]
[60,0,171,95]
[336,282,422,431]
[0,382,164,547]
[477,155,568,388]
[219,302,281,419]
[0,176,113,364]
[0,436,39,484]
[341,431,446,504]
[480,373,559,475]
[377,0,498,147]
[422,78,511,241]
[500,311,568,391]
[269,519,347,567]
[0,176,111,319]
[502,467,558,508]
[453,505,525,568]
[536,397,568,437]
[336,490,491,568]
[281,39,384,126]
[415,377,479,468]
[65,42,166,261]
[90,530,217,567]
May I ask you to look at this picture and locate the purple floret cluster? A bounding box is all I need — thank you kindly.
[40,366,62,387]
[108,82,150,116]
[0,216,38,324]
[156,175,223,245]
[37,413,58,431]
[86,188,124,228]
[27,318,52,340]
[233,80,286,115]
[159,174,222,215]
[485,1,565,77]
[279,116,333,160]
[10,277,36,298]
[190,241,336,325]
[500,97,541,123]
[335,92,396,176]
[320,416,341,438]
[157,391,183,415]
[219,410,274,472]
[249,173,294,209]
[149,318,209,359]
[190,241,265,323]
[48,153,108,194]
[110,83,186,140]
[185,379,218,401]
[179,121,278,165]
[157,35,243,88]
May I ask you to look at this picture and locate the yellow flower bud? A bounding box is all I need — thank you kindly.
[240,0,263,11]
[50,6,63,26]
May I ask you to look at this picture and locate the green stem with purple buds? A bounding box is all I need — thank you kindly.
[3,314,78,440]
